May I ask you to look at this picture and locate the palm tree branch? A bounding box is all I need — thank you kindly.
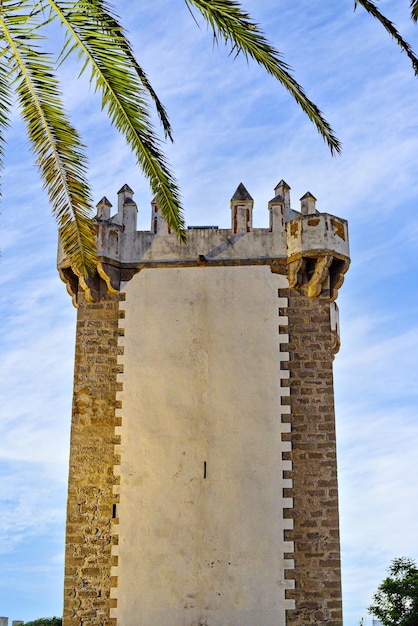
[48,0,185,237]
[56,0,173,141]
[411,0,418,23]
[0,9,96,274]
[126,56,173,142]
[0,51,13,195]
[79,0,173,141]
[186,0,341,154]
[354,0,418,74]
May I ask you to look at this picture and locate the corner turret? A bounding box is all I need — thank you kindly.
[286,194,349,301]
[96,196,112,220]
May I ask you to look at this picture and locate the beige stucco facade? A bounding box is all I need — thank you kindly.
[111,266,293,625]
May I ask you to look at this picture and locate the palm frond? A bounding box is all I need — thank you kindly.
[57,0,173,141]
[354,0,418,74]
[411,0,418,23]
[0,2,97,275]
[48,0,185,238]
[185,0,341,155]
[0,50,13,196]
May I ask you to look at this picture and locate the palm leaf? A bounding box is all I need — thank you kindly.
[0,2,97,275]
[0,49,13,196]
[57,0,173,141]
[48,0,185,239]
[411,0,418,23]
[186,0,341,154]
[354,0,418,74]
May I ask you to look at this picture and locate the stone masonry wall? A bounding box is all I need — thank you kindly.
[63,291,122,626]
[281,285,343,625]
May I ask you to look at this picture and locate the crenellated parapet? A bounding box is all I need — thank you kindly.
[58,179,350,307]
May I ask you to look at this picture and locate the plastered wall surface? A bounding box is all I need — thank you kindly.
[112,265,293,626]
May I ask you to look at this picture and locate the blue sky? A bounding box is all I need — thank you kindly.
[1,0,418,623]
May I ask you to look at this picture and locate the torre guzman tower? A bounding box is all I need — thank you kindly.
[58,179,350,626]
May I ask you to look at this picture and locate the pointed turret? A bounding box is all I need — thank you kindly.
[117,184,134,211]
[268,180,298,226]
[272,180,291,206]
[300,192,318,215]
[231,182,253,202]
[268,181,287,232]
[151,196,170,235]
[115,183,137,234]
[230,183,253,234]
[96,196,112,220]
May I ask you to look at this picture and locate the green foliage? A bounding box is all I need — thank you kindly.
[0,0,185,276]
[354,0,418,75]
[0,0,417,276]
[412,0,418,23]
[23,618,62,626]
[0,0,347,277]
[369,557,418,626]
[186,0,341,155]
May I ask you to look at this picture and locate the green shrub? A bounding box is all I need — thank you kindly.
[23,618,62,626]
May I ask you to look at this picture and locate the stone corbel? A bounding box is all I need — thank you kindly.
[307,254,333,298]
[287,253,349,300]
[97,262,122,293]
[77,272,109,304]
[288,257,306,289]
[58,261,119,307]
[58,265,79,308]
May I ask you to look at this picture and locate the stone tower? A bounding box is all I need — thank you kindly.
[59,179,349,626]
